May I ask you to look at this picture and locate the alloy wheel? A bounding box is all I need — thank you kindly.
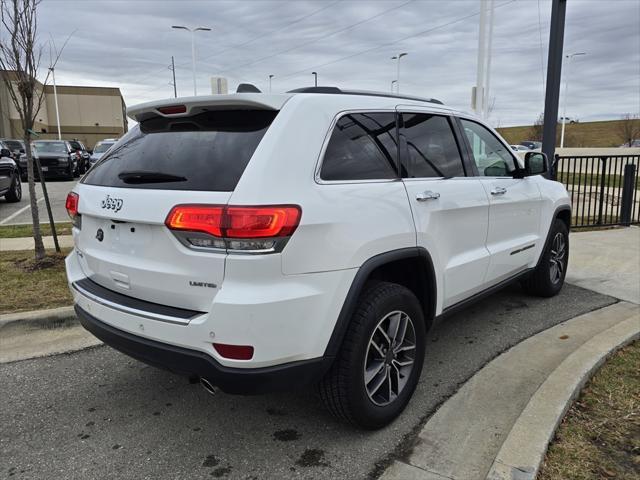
[549,232,566,284]
[364,310,416,406]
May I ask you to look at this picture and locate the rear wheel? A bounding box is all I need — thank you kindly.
[4,173,22,202]
[521,219,569,297]
[318,282,426,429]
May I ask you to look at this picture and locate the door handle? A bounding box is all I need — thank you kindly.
[490,187,507,196]
[416,190,440,201]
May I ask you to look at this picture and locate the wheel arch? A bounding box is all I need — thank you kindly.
[323,247,437,358]
[535,204,571,269]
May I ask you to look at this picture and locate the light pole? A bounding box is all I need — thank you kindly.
[171,25,211,96]
[269,74,274,93]
[312,71,317,87]
[560,52,586,148]
[391,53,407,93]
[391,80,397,93]
[48,66,61,140]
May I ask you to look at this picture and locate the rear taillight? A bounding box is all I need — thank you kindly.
[65,192,81,229]
[165,204,301,253]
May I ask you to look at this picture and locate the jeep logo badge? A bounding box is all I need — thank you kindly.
[101,194,123,212]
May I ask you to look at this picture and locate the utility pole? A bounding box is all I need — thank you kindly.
[48,66,61,140]
[312,71,317,87]
[391,53,407,93]
[542,0,567,168]
[473,0,494,119]
[169,56,177,98]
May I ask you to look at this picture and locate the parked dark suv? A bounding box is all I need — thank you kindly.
[0,145,22,202]
[0,138,25,177]
[68,139,91,175]
[19,140,78,180]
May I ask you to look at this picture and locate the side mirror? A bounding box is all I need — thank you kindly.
[0,148,11,158]
[523,151,548,176]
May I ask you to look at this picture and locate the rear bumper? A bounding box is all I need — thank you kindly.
[76,305,332,394]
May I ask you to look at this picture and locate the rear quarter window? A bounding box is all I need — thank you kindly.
[82,109,277,191]
[320,112,398,181]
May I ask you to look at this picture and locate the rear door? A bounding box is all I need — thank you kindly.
[398,109,491,309]
[74,108,278,313]
[458,118,543,284]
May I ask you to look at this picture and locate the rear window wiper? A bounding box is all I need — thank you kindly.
[118,171,187,184]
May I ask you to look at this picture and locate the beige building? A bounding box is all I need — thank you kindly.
[0,71,127,148]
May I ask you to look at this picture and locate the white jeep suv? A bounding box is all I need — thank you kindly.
[65,87,570,429]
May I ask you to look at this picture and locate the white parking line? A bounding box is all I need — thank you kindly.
[0,196,45,225]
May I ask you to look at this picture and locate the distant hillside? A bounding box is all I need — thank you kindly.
[497,119,630,147]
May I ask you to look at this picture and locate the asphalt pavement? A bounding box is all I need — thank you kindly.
[0,284,615,480]
[0,179,76,225]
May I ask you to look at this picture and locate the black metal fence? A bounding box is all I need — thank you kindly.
[552,155,640,228]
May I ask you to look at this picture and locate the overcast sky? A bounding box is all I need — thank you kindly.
[39,0,639,126]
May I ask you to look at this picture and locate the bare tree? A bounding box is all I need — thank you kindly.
[617,113,640,147]
[529,113,544,142]
[0,0,60,260]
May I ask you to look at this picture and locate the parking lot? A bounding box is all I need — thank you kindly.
[1,284,615,480]
[0,179,76,225]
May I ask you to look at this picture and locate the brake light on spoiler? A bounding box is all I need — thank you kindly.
[165,204,301,253]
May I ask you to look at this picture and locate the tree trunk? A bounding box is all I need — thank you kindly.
[23,135,45,261]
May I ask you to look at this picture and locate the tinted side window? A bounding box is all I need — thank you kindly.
[460,119,516,177]
[400,114,465,178]
[320,113,398,181]
[82,109,277,191]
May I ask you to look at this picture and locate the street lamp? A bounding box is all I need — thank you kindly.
[48,66,61,140]
[171,25,211,96]
[312,71,318,87]
[391,52,407,93]
[560,52,586,148]
[391,80,397,93]
[269,74,274,93]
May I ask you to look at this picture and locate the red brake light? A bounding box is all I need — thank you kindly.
[65,192,79,218]
[225,206,301,238]
[165,205,224,237]
[157,105,187,115]
[213,343,254,360]
[165,205,301,239]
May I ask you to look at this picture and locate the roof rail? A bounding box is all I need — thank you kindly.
[286,86,443,105]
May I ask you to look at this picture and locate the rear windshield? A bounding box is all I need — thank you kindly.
[82,109,278,191]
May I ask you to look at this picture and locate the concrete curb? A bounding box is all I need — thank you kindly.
[486,314,640,480]
[0,306,77,331]
[379,302,640,480]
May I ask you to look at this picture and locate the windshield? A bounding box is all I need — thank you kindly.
[93,142,114,154]
[33,142,67,154]
[3,140,22,151]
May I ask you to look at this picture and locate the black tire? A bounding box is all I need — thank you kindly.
[4,173,22,202]
[318,282,426,429]
[521,219,569,297]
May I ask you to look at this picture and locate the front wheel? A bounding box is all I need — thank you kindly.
[521,219,569,297]
[318,282,426,429]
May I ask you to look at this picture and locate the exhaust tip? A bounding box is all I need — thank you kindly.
[200,377,218,396]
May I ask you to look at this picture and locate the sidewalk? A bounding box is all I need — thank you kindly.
[0,235,74,251]
[380,226,640,480]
